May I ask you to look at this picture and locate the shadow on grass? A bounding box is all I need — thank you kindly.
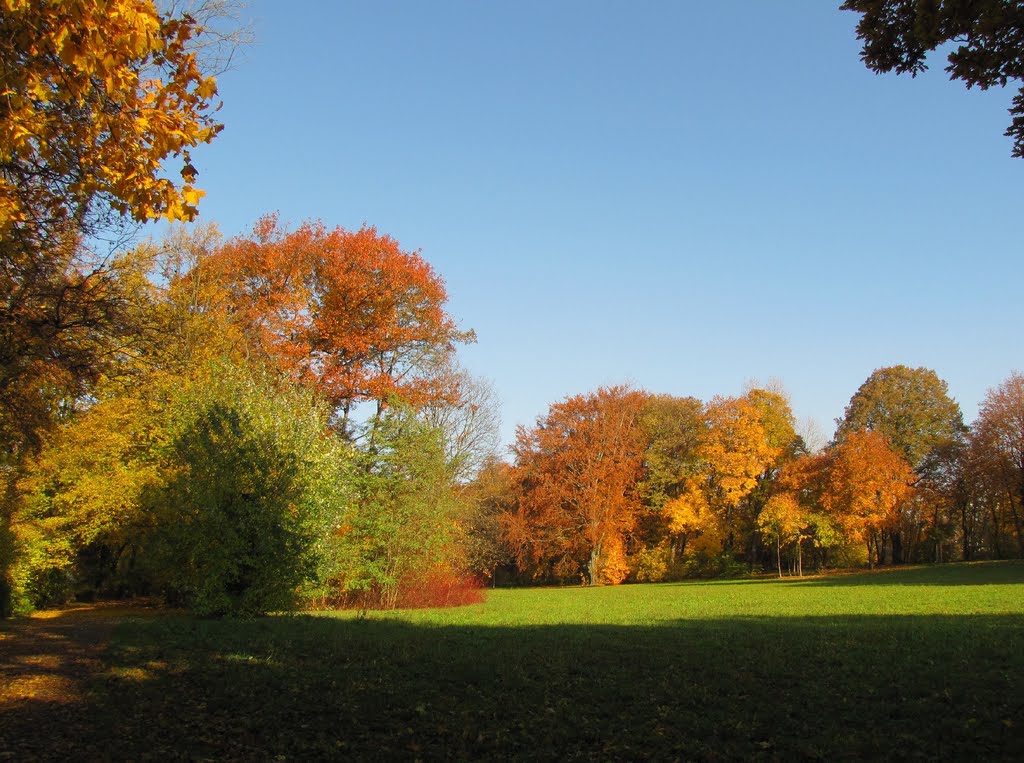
[0,604,129,759]
[4,611,1023,760]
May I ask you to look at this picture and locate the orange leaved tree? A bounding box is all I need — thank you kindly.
[820,429,915,567]
[971,372,1024,557]
[199,216,471,435]
[503,385,648,585]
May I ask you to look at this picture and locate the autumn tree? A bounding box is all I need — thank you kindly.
[699,393,781,557]
[836,366,964,470]
[842,0,1024,157]
[742,385,801,566]
[0,0,229,443]
[660,477,722,563]
[200,216,471,436]
[775,452,846,570]
[970,372,1024,557]
[13,391,165,607]
[638,394,706,562]
[461,457,516,584]
[820,429,916,567]
[836,366,964,562]
[757,493,807,578]
[504,386,648,585]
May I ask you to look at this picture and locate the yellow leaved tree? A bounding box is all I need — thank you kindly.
[0,0,236,616]
[700,394,780,553]
[756,493,807,577]
[0,1,232,453]
[662,476,723,558]
[0,0,223,231]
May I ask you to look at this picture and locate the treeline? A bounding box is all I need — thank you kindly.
[2,221,499,616]
[5,208,1022,614]
[2,2,1022,618]
[472,367,1024,586]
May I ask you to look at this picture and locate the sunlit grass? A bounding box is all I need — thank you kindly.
[336,560,1024,626]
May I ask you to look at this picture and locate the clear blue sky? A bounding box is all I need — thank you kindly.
[183,0,1022,450]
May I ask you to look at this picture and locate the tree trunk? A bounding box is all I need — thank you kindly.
[990,501,1004,558]
[776,535,782,578]
[1011,484,1024,558]
[588,543,602,586]
[890,530,903,565]
[960,499,972,561]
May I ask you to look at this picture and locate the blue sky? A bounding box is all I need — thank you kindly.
[182,1,1022,450]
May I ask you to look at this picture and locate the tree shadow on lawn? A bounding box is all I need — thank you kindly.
[4,610,1023,761]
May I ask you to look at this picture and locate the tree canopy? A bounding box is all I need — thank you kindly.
[842,0,1024,157]
[0,0,222,233]
[0,0,227,460]
[835,365,964,471]
[199,216,472,436]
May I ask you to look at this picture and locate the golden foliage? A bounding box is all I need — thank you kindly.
[0,0,222,229]
[757,493,806,542]
[701,395,779,507]
[596,535,630,585]
[663,477,713,536]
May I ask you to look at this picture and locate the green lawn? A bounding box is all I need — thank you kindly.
[7,562,1024,759]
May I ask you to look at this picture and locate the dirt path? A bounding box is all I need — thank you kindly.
[0,604,127,760]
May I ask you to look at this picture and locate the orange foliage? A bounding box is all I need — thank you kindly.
[197,216,470,429]
[392,569,486,609]
[504,386,648,585]
[820,429,915,563]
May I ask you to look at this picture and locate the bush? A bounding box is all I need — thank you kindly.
[332,405,472,609]
[683,552,749,579]
[393,568,486,609]
[320,569,485,610]
[632,544,670,583]
[144,366,350,617]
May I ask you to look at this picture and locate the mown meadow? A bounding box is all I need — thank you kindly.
[3,561,1023,760]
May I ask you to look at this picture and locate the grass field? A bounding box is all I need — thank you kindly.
[3,562,1024,759]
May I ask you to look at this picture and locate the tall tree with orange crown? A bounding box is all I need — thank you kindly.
[504,386,648,585]
[200,216,472,436]
[820,429,915,567]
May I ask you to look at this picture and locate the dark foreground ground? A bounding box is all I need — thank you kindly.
[2,563,1023,760]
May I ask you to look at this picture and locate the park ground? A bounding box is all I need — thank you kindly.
[2,562,1023,760]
